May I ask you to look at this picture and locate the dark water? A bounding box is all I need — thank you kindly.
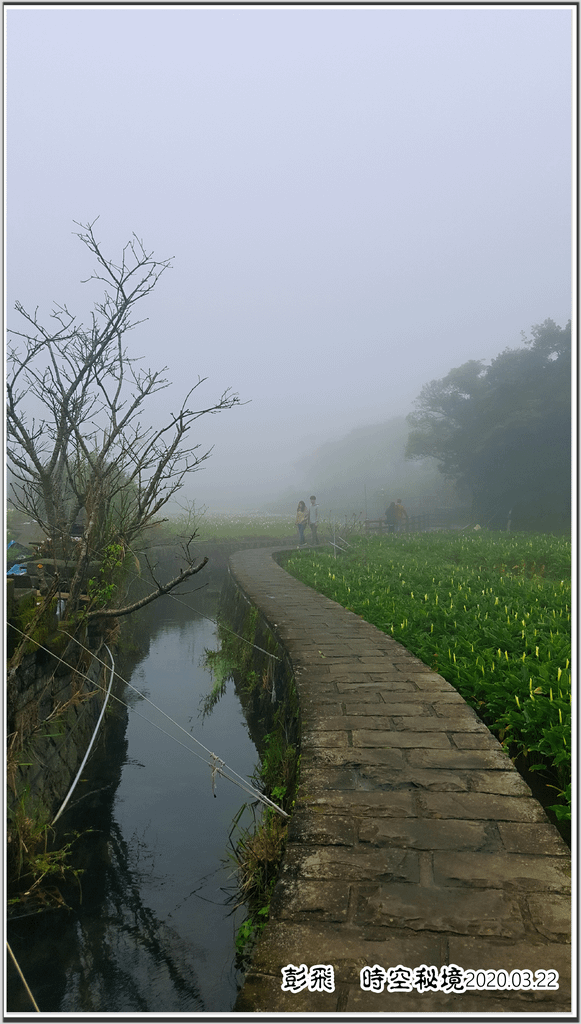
[7,592,259,1014]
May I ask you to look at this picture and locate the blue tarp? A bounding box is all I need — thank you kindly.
[7,564,28,576]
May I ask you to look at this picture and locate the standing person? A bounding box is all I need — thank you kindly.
[385,502,397,534]
[308,495,319,545]
[295,501,309,547]
[395,499,409,532]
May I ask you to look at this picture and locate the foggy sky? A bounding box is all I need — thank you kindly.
[6,4,573,511]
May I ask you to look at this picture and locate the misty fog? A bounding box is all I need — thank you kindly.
[6,4,572,517]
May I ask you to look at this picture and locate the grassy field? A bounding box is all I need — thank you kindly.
[192,510,366,542]
[198,512,296,540]
[150,510,297,543]
[281,531,571,819]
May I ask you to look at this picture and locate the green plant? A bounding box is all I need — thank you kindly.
[7,787,91,912]
[282,531,571,818]
[199,647,236,718]
[88,542,125,608]
[228,712,300,963]
[230,808,288,965]
[206,591,301,962]
[260,729,297,801]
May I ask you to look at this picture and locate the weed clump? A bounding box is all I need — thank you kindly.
[7,787,90,915]
[201,595,300,965]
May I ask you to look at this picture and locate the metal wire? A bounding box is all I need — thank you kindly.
[8,623,288,819]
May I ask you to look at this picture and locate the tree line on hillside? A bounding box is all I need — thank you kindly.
[405,319,571,533]
[277,318,570,534]
[275,417,460,517]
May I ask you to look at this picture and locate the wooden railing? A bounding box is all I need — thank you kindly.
[364,511,470,535]
[364,515,429,534]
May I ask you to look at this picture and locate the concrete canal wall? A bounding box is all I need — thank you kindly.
[5,535,295,830]
[7,638,111,825]
[228,547,571,1015]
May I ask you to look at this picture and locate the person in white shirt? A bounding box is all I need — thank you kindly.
[309,495,319,545]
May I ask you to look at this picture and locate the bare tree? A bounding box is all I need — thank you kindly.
[7,219,241,619]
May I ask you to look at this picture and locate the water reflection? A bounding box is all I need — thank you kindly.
[7,591,259,1014]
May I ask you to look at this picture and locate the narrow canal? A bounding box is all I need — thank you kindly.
[7,585,259,1014]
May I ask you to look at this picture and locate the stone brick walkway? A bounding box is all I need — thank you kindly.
[230,548,571,1015]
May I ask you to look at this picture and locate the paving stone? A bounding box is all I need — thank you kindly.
[315,747,406,768]
[422,711,489,730]
[468,770,532,795]
[298,673,330,688]
[332,674,384,685]
[318,689,383,704]
[337,679,415,693]
[498,822,571,855]
[419,791,548,821]
[527,894,572,940]
[270,879,350,921]
[343,701,433,715]
[302,656,369,668]
[297,766,363,791]
[390,716,453,730]
[407,673,456,690]
[367,672,413,684]
[298,789,416,816]
[433,851,571,892]
[359,817,491,851]
[355,882,525,937]
[306,714,395,731]
[301,730,348,748]
[407,748,509,772]
[294,653,335,668]
[352,729,451,748]
[344,659,400,671]
[377,690,436,704]
[287,812,356,846]
[452,731,504,749]
[282,845,420,883]
[351,767,471,792]
[304,747,402,768]
[432,691,477,705]
[300,706,345,726]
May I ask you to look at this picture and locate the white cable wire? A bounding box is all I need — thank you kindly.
[9,523,289,815]
[51,644,116,825]
[59,631,289,817]
[9,624,288,819]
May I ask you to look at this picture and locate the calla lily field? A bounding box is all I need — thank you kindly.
[282,531,571,820]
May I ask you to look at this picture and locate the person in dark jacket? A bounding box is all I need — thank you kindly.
[385,502,397,533]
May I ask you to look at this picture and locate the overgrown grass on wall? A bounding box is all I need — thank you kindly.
[203,595,300,965]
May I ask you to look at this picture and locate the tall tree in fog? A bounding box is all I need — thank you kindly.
[405,320,571,531]
[6,220,241,619]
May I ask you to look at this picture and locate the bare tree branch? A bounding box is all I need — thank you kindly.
[86,558,209,619]
[7,221,242,621]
